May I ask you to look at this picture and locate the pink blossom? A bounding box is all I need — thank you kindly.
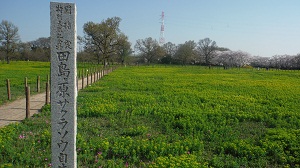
[19,134,25,139]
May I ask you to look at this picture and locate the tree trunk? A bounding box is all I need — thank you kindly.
[97,53,101,64]
[6,54,10,64]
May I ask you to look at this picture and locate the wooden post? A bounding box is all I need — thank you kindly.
[24,77,28,92]
[46,82,50,105]
[87,73,89,86]
[6,79,11,100]
[90,72,93,84]
[96,69,98,81]
[26,86,30,119]
[37,76,40,92]
[47,74,49,83]
[81,74,84,89]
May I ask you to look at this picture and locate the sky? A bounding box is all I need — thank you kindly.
[1,0,300,57]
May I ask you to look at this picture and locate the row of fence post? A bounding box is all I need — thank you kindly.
[81,67,115,90]
[4,66,117,119]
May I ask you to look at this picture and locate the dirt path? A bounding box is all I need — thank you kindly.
[0,69,109,128]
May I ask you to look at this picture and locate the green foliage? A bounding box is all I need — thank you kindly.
[0,105,51,167]
[149,154,205,168]
[1,66,300,167]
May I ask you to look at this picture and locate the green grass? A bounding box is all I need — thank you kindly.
[1,66,300,167]
[0,61,103,106]
[0,61,50,105]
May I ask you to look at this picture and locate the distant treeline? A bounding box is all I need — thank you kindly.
[1,19,300,69]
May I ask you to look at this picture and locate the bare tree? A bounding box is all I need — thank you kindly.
[163,42,177,57]
[17,42,31,61]
[29,37,51,61]
[83,17,129,65]
[116,33,132,65]
[174,40,197,65]
[197,38,217,65]
[134,37,164,64]
[30,37,50,50]
[161,42,177,64]
[0,20,20,64]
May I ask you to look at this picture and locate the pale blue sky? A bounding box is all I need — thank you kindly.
[1,0,300,57]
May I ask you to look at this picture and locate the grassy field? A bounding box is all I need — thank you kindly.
[0,61,50,105]
[0,65,300,167]
[0,61,102,106]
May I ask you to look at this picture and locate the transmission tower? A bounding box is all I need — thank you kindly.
[159,11,165,45]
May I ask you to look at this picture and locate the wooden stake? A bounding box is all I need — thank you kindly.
[37,76,40,92]
[6,79,11,100]
[87,73,89,86]
[24,77,28,92]
[90,72,93,84]
[26,86,30,119]
[82,74,84,90]
[46,82,50,105]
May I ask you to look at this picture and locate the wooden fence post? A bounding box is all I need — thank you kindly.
[26,86,30,119]
[24,77,28,92]
[82,74,84,90]
[6,79,11,100]
[87,73,89,86]
[37,76,40,92]
[46,82,50,105]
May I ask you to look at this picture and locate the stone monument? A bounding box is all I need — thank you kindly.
[50,2,77,167]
